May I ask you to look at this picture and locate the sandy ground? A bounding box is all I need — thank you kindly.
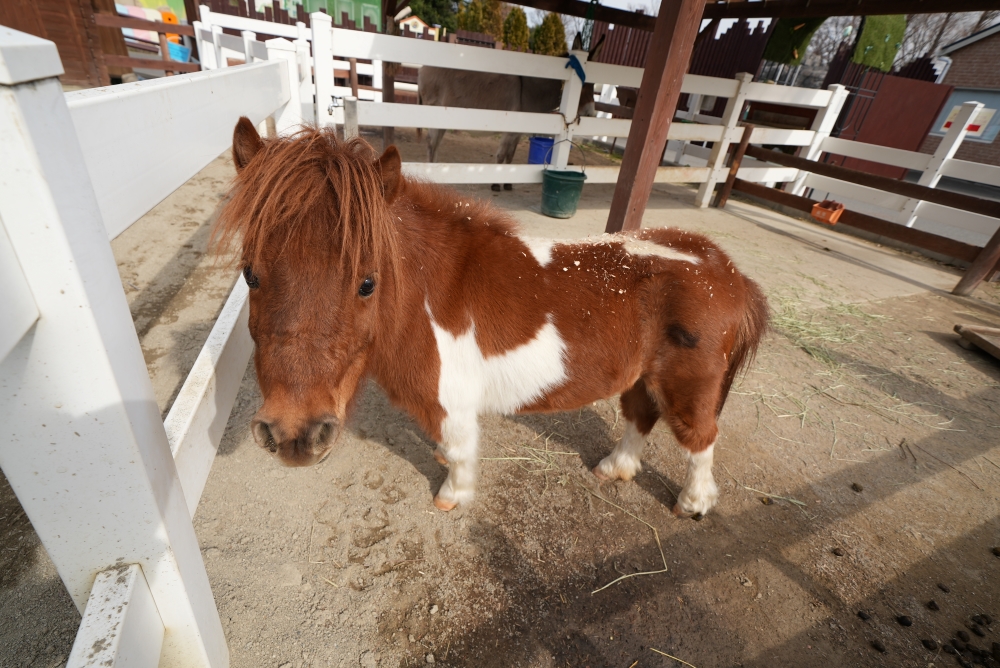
[2,128,1000,668]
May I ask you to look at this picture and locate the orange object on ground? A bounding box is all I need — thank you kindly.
[811,199,844,225]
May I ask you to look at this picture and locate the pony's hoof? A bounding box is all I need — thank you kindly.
[433,495,457,511]
[491,184,501,192]
[433,449,448,466]
[503,183,513,191]
[592,465,612,482]
[672,504,706,521]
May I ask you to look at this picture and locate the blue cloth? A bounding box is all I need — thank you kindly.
[565,54,586,84]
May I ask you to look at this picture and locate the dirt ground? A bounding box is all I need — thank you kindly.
[2,129,1000,668]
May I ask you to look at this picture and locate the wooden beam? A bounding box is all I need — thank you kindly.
[703,0,997,19]
[605,0,704,233]
[713,123,754,209]
[93,13,196,36]
[953,226,1000,296]
[744,145,1000,221]
[503,0,656,32]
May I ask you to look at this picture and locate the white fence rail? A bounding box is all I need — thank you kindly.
[0,25,296,668]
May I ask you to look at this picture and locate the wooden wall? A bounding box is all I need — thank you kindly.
[0,0,108,87]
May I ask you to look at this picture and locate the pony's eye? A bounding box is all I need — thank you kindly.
[243,266,259,289]
[358,276,375,297]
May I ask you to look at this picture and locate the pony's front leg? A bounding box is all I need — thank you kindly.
[433,412,479,511]
[674,442,719,519]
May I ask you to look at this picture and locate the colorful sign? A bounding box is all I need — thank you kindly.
[930,89,1000,144]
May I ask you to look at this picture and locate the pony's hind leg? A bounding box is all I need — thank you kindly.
[427,128,446,163]
[493,132,521,191]
[593,380,659,482]
[433,412,479,511]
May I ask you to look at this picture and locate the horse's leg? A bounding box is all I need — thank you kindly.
[501,132,520,191]
[492,132,521,191]
[658,372,723,519]
[427,128,446,163]
[593,380,659,481]
[433,412,479,511]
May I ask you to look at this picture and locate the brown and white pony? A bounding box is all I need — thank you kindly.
[217,118,769,518]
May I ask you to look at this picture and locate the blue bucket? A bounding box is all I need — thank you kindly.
[528,136,554,165]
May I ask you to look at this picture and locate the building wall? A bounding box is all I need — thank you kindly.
[919,32,1000,166]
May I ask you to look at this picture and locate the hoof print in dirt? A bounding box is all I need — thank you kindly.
[945,644,959,655]
[851,482,863,493]
[959,631,972,642]
[970,624,986,637]
[992,546,1000,557]
[490,184,501,192]
[897,615,913,627]
[503,184,512,191]
[871,639,886,653]
[923,638,939,650]
[939,583,952,593]
[928,600,940,611]
[858,610,872,621]
[832,547,846,557]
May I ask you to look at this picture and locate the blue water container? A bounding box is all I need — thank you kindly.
[528,136,554,165]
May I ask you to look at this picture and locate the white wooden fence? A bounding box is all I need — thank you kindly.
[0,25,299,668]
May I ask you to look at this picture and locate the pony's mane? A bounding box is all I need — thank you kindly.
[214,126,398,281]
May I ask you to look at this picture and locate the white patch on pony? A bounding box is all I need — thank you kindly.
[595,420,645,481]
[675,443,719,517]
[519,236,555,267]
[623,238,701,265]
[427,307,568,506]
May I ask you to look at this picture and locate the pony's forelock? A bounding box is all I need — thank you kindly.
[214,127,399,283]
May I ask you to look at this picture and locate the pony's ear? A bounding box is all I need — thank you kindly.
[571,32,583,51]
[232,116,264,172]
[588,33,606,61]
[376,145,402,206]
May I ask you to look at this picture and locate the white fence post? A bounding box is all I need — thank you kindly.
[295,35,315,124]
[311,11,336,128]
[242,30,257,62]
[344,96,360,138]
[267,37,306,134]
[789,83,848,196]
[695,72,752,207]
[0,28,227,667]
[551,49,587,170]
[211,24,225,68]
[903,100,982,227]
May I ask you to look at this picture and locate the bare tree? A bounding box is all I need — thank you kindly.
[802,16,860,69]
[895,11,988,66]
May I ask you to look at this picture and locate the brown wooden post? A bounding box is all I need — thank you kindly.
[349,57,359,97]
[159,33,174,76]
[713,123,754,209]
[953,227,1000,296]
[604,0,704,234]
[382,0,399,149]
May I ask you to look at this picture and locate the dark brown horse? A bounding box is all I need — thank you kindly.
[216,118,769,517]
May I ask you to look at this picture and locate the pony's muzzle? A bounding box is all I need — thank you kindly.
[251,416,339,467]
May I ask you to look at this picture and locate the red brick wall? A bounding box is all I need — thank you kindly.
[918,32,1000,166]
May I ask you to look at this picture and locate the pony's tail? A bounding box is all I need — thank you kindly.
[717,276,770,416]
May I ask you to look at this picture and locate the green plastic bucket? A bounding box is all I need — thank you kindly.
[540,169,586,219]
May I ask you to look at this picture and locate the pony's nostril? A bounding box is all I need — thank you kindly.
[308,419,338,450]
[253,420,279,453]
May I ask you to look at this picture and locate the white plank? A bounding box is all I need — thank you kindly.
[164,279,253,517]
[911,216,995,247]
[216,31,244,53]
[401,163,711,184]
[331,28,571,81]
[357,101,563,134]
[941,158,1000,188]
[68,565,163,668]
[200,6,302,40]
[820,136,932,171]
[803,173,909,212]
[0,38,226,666]
[911,201,1000,237]
[682,73,740,98]
[66,61,289,240]
[0,220,38,364]
[744,81,832,108]
[749,127,815,146]
[585,61,642,87]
